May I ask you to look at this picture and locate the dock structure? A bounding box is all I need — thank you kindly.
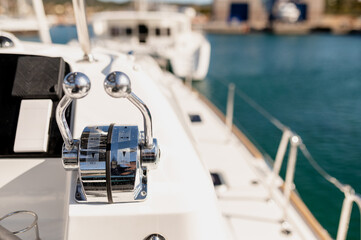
[208,0,326,34]
[212,0,268,32]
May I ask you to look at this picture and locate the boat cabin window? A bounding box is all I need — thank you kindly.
[139,24,148,35]
[126,27,133,36]
[138,24,149,43]
[110,27,121,37]
[153,27,172,37]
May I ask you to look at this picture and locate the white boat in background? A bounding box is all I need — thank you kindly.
[0,16,39,33]
[92,9,211,80]
[274,1,301,23]
[0,0,360,240]
[0,0,52,43]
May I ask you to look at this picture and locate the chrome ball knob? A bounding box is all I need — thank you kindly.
[104,71,131,98]
[0,36,14,48]
[63,72,91,99]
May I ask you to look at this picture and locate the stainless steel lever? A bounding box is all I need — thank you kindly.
[56,72,91,171]
[56,72,91,150]
[56,71,159,203]
[103,71,160,170]
[104,71,153,149]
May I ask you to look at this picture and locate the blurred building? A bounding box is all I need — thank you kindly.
[212,0,326,33]
[212,0,268,30]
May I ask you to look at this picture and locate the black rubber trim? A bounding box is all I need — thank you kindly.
[106,123,115,203]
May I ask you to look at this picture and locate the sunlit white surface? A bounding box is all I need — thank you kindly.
[0,36,327,239]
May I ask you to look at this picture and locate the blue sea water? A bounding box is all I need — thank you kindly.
[21,27,361,239]
[193,34,361,239]
[19,25,93,44]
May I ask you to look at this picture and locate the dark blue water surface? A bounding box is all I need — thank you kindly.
[19,25,93,44]
[193,34,361,239]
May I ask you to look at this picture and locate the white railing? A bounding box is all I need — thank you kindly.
[220,81,361,240]
[299,141,361,240]
[269,128,292,194]
[226,83,235,131]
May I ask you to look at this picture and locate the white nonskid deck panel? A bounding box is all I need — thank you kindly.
[229,217,302,240]
[164,76,318,240]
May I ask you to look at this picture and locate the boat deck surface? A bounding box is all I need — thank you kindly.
[163,74,319,240]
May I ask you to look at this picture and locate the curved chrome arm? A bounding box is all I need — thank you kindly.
[104,71,154,149]
[56,72,91,150]
[56,95,74,150]
[128,92,153,148]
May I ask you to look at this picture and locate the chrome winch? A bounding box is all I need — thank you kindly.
[56,71,160,203]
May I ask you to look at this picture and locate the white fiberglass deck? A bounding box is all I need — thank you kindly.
[0,39,329,239]
[163,75,320,240]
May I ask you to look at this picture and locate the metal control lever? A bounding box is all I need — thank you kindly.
[56,72,91,149]
[104,71,153,148]
[56,72,90,169]
[104,71,160,169]
[56,70,159,203]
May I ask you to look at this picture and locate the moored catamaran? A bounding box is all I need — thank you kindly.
[92,1,211,81]
[0,0,360,239]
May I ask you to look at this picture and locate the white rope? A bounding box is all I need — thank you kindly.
[299,143,349,194]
